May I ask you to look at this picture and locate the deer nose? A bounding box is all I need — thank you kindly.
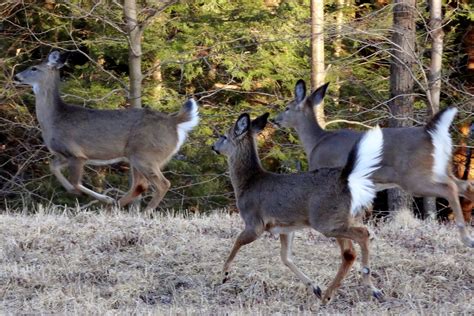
[211,145,220,155]
[270,117,281,127]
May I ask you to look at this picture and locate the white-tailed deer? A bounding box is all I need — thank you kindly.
[14,51,199,210]
[273,80,474,247]
[212,112,384,304]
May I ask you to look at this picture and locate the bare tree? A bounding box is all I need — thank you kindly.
[310,0,326,127]
[387,0,416,213]
[122,0,177,108]
[424,0,445,218]
[123,0,143,108]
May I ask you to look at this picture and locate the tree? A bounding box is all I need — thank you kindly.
[387,0,416,213]
[424,0,445,218]
[310,0,326,127]
[123,0,177,108]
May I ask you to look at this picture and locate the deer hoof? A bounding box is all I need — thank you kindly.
[372,289,384,301]
[222,272,230,284]
[462,236,474,248]
[311,285,321,299]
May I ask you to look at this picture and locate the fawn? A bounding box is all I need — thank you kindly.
[212,112,384,303]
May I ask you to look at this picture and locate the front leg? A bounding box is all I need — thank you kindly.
[50,156,77,193]
[222,227,262,283]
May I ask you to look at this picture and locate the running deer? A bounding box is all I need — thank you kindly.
[14,51,199,210]
[273,80,474,247]
[212,112,384,304]
[452,122,473,223]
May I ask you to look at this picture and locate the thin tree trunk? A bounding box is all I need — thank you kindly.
[310,0,326,127]
[424,0,445,219]
[387,0,416,214]
[124,0,143,108]
[333,0,345,108]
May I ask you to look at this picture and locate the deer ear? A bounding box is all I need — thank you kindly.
[47,51,66,68]
[251,113,269,133]
[294,79,306,103]
[234,113,250,137]
[308,82,329,107]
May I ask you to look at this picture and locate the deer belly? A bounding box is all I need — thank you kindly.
[268,225,307,235]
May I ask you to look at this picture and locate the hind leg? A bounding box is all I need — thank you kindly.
[454,178,474,202]
[118,167,149,208]
[332,226,383,302]
[322,238,357,304]
[411,180,473,247]
[131,156,171,213]
[280,233,321,298]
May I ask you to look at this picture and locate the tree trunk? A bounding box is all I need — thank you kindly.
[333,0,345,108]
[424,0,445,219]
[387,0,416,214]
[310,0,326,127]
[124,0,143,108]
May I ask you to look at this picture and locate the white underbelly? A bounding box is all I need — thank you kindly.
[86,157,129,166]
[268,225,307,235]
[375,183,398,191]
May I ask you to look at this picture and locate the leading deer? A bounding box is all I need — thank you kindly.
[212,112,384,304]
[14,51,199,211]
[273,80,474,247]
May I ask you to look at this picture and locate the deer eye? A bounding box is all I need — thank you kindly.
[31,67,37,72]
[285,107,289,112]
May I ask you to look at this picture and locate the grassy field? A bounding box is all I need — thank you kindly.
[0,207,472,314]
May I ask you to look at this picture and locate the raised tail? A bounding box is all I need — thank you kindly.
[341,126,383,216]
[175,98,199,150]
[425,107,458,183]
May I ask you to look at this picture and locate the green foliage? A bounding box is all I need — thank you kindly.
[1,0,472,211]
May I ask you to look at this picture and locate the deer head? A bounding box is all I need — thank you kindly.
[273,80,329,129]
[212,113,269,157]
[14,51,66,93]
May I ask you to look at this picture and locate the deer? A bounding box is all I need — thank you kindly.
[14,51,199,211]
[452,122,474,224]
[273,79,474,247]
[212,112,384,304]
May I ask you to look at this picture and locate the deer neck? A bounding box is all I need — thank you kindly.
[294,114,325,158]
[34,73,63,130]
[228,138,264,196]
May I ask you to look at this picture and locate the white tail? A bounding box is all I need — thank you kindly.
[348,126,383,216]
[427,107,457,182]
[274,80,474,247]
[176,99,200,152]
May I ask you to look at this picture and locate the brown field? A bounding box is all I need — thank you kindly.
[0,208,473,314]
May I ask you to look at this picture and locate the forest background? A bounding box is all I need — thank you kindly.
[0,0,473,213]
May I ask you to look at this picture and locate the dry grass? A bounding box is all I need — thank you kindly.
[0,207,473,314]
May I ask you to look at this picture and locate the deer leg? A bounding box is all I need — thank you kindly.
[68,158,115,204]
[454,178,474,202]
[118,168,148,208]
[141,167,170,213]
[411,181,473,247]
[50,156,76,193]
[332,226,383,302]
[280,232,321,298]
[321,238,357,304]
[222,227,262,284]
